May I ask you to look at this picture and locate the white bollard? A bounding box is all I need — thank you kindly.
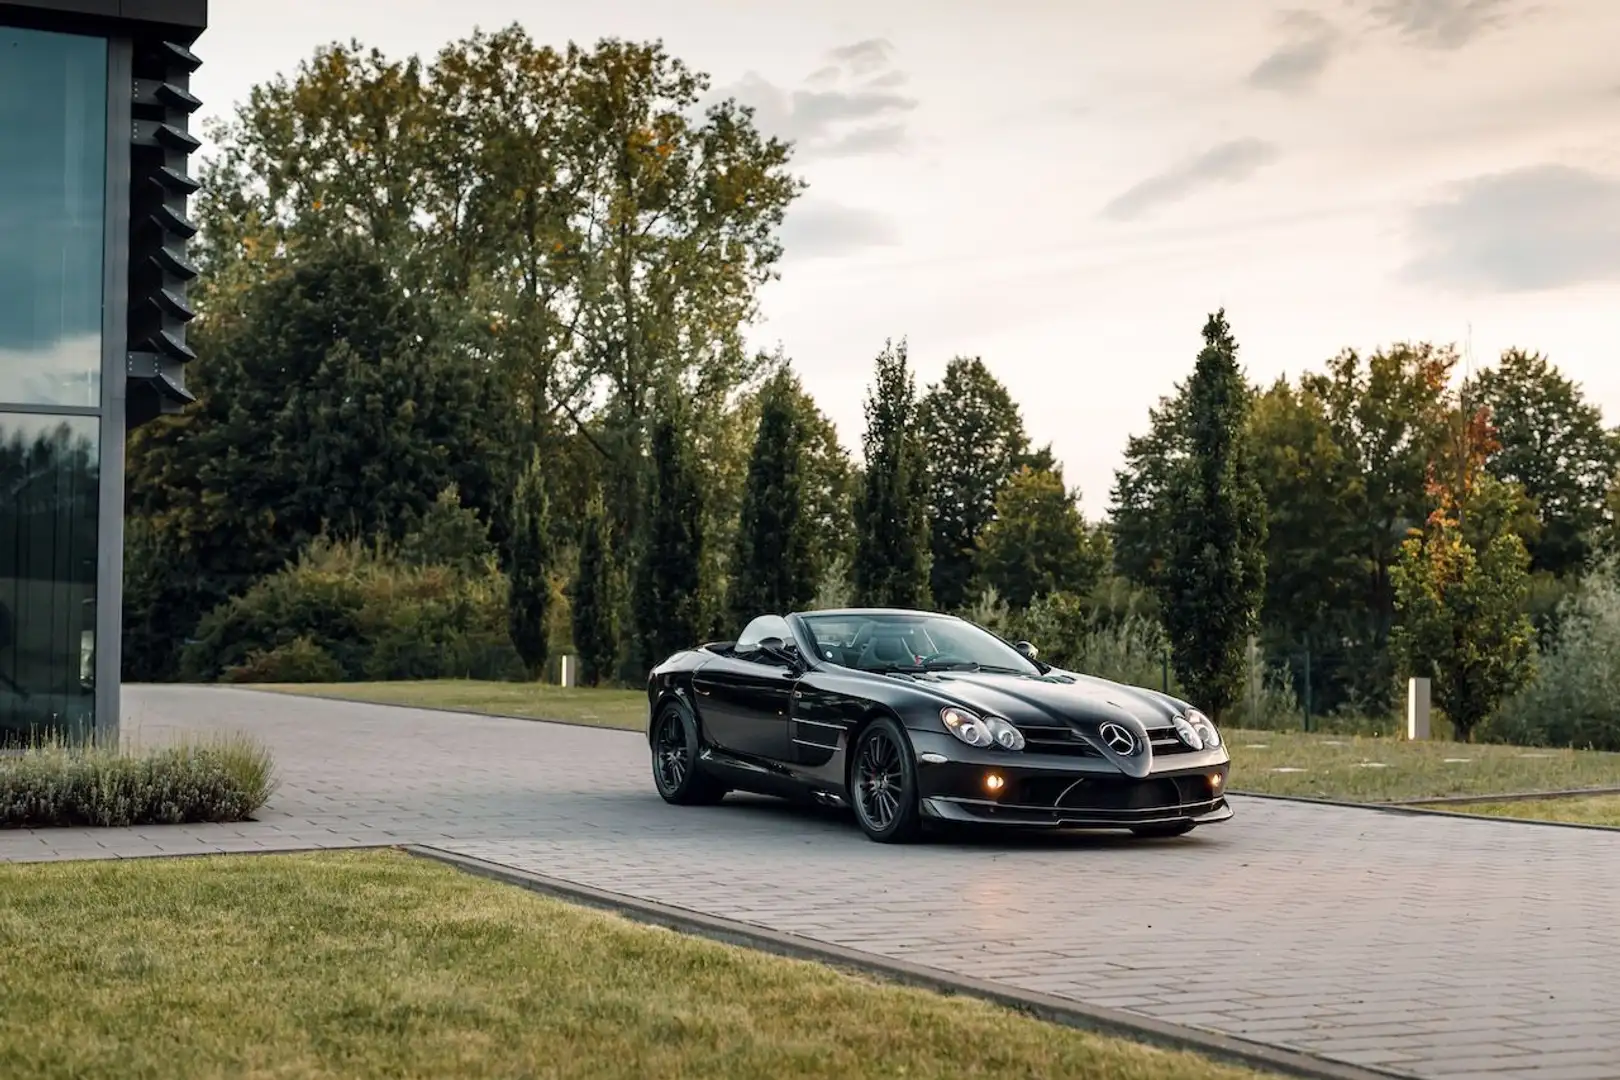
[1407,677,1431,740]
[560,654,576,688]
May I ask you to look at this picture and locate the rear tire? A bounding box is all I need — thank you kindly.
[849,716,923,843]
[1130,821,1196,839]
[651,703,727,806]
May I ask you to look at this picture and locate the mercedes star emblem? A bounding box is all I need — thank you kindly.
[1099,722,1137,755]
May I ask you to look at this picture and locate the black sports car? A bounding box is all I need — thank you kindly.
[645,608,1232,843]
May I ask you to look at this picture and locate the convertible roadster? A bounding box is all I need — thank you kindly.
[645,608,1232,842]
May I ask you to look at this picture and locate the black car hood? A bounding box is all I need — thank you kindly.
[897,668,1185,777]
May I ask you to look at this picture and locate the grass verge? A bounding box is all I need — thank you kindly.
[254,680,1620,803]
[0,849,1280,1080]
[0,734,276,828]
[253,679,648,729]
[1436,794,1620,828]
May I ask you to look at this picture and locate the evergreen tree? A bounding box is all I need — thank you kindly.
[633,395,707,670]
[507,451,552,678]
[571,492,620,686]
[1158,310,1268,719]
[853,339,932,609]
[918,356,1030,611]
[400,484,495,574]
[977,465,1106,609]
[730,371,818,626]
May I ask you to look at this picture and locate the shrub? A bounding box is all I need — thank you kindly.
[1483,561,1620,750]
[222,635,344,684]
[0,734,277,828]
[181,537,526,683]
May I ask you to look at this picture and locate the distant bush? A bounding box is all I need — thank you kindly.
[963,587,1176,692]
[222,635,344,684]
[0,735,277,828]
[181,537,526,683]
[1483,562,1620,751]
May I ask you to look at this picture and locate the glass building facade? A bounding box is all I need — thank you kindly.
[0,2,207,744]
[0,28,109,742]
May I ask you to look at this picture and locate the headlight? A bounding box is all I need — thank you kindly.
[1171,714,1203,750]
[941,707,1025,751]
[1185,709,1221,749]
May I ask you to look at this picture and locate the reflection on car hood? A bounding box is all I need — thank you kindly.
[911,668,1181,732]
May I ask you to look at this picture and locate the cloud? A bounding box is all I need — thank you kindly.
[779,201,901,260]
[1100,138,1281,222]
[1248,10,1342,92]
[1360,0,1521,49]
[708,38,918,161]
[1402,164,1620,291]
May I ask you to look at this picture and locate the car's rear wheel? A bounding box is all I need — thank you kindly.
[651,703,726,806]
[1130,821,1196,839]
[849,716,922,843]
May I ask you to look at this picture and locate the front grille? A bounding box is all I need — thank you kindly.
[1145,726,1197,754]
[1017,724,1101,757]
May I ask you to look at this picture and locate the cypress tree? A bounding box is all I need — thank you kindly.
[730,372,818,626]
[854,339,932,608]
[633,395,707,669]
[571,491,620,686]
[1158,310,1268,719]
[507,450,552,678]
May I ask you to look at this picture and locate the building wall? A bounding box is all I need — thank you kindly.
[0,26,112,744]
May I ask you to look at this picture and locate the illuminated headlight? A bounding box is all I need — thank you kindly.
[941,707,1025,751]
[1186,709,1221,749]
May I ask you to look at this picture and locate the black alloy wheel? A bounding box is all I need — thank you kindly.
[849,716,922,843]
[1130,820,1196,839]
[651,704,726,806]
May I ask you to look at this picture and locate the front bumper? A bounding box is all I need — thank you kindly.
[908,731,1232,829]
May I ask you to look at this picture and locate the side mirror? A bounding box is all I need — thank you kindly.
[1014,640,1039,661]
[758,636,803,670]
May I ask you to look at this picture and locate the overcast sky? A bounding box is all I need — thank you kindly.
[191,0,1620,516]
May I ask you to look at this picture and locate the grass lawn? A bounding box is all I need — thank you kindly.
[1438,794,1620,828]
[254,680,649,729]
[0,850,1278,1080]
[250,680,1620,804]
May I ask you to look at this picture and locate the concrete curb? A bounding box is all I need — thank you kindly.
[1384,786,1620,806]
[405,844,1410,1080]
[219,685,646,735]
[1231,790,1620,833]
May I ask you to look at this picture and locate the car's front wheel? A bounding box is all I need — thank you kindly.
[651,703,727,806]
[1130,821,1196,839]
[849,716,923,843]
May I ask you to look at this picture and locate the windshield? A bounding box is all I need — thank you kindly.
[798,613,1040,675]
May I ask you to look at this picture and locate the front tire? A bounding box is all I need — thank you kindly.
[849,716,923,843]
[1130,821,1196,839]
[651,703,727,806]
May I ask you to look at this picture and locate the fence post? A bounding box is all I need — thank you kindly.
[1407,677,1431,740]
[1302,646,1312,733]
[560,654,576,688]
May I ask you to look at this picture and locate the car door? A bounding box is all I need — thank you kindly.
[691,653,796,762]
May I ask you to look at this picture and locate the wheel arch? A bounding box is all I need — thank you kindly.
[648,685,703,747]
[842,704,911,788]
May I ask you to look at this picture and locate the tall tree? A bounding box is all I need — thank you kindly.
[1108,382,1191,590]
[570,491,620,686]
[1158,311,1268,719]
[976,465,1106,609]
[507,451,553,678]
[632,394,707,670]
[729,371,818,626]
[853,340,932,608]
[1468,349,1616,577]
[121,238,516,677]
[918,356,1030,611]
[1391,404,1536,740]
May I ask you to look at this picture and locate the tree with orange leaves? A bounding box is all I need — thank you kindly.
[1390,397,1536,741]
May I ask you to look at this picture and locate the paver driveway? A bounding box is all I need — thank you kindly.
[5,686,1619,1080]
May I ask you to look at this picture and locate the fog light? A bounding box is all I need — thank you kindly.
[1210,772,1224,790]
[984,772,1005,794]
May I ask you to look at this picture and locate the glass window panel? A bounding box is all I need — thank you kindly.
[0,28,108,409]
[0,412,99,743]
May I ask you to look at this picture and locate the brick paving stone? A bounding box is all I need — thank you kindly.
[1,684,1616,1080]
